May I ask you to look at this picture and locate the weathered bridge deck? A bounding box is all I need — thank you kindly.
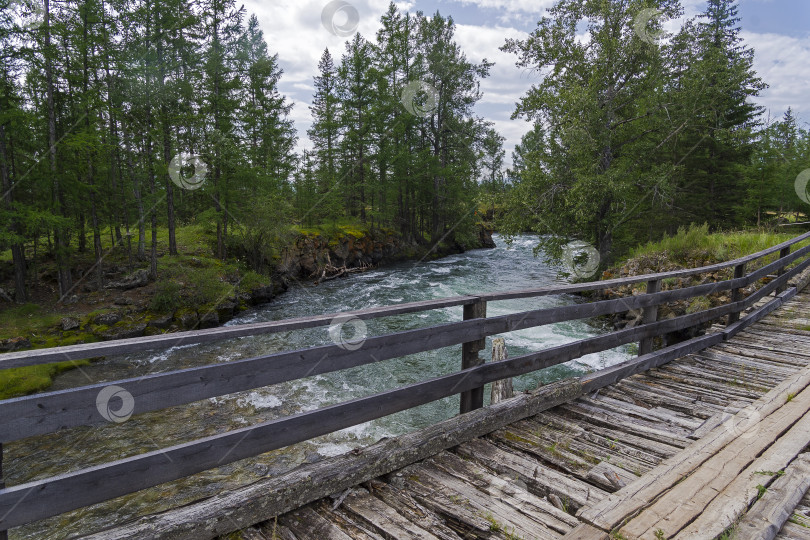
[218,292,810,540]
[3,233,810,540]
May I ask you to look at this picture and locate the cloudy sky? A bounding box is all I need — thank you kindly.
[242,0,810,167]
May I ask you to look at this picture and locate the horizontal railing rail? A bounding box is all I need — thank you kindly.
[3,230,809,371]
[1,231,809,533]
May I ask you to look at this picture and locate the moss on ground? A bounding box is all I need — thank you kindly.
[0,359,91,400]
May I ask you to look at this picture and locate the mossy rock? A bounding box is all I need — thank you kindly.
[147,313,175,330]
[98,321,147,341]
[175,309,199,330]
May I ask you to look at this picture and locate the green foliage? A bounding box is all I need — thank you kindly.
[499,0,784,264]
[150,280,183,312]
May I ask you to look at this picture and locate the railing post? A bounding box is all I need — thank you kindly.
[1,441,6,540]
[638,279,660,356]
[776,246,791,294]
[728,262,747,324]
[460,299,487,414]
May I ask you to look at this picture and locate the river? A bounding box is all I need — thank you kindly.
[6,234,632,539]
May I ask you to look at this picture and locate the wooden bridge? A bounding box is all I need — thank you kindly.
[2,233,810,539]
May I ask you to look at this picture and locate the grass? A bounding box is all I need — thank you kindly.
[0,303,63,339]
[0,359,91,400]
[717,524,738,539]
[151,254,270,312]
[629,223,809,265]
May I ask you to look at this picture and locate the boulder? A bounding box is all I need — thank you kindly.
[250,286,275,305]
[177,310,199,330]
[61,317,81,331]
[94,312,122,326]
[98,323,147,341]
[199,311,219,329]
[216,301,237,322]
[0,337,32,352]
[105,269,150,290]
[148,313,174,330]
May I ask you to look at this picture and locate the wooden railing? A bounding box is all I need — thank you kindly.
[1,231,809,535]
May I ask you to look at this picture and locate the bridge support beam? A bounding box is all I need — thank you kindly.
[1,442,6,540]
[728,263,747,324]
[776,246,791,294]
[460,300,487,414]
[638,279,660,356]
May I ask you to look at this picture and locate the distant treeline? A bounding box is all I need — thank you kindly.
[498,0,810,264]
[0,1,504,302]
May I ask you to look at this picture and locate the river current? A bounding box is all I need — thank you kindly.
[7,234,632,538]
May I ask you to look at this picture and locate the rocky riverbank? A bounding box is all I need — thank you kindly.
[591,250,764,349]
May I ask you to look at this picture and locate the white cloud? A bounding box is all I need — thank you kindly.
[742,30,810,124]
[243,0,809,173]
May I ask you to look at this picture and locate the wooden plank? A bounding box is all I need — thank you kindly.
[614,379,727,416]
[586,462,638,492]
[361,480,462,540]
[429,451,580,533]
[577,363,810,531]
[454,438,608,511]
[532,412,682,460]
[460,300,487,414]
[315,502,386,540]
[242,523,298,540]
[279,506,355,540]
[561,523,609,540]
[777,521,810,539]
[618,383,810,538]
[583,395,702,431]
[557,401,692,449]
[581,333,725,393]
[75,379,582,540]
[340,488,443,540]
[734,455,810,540]
[388,467,498,537]
[513,417,660,474]
[404,457,563,539]
[673,437,810,539]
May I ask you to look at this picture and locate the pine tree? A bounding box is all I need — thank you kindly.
[308,48,342,221]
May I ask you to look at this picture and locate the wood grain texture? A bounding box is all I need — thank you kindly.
[60,380,584,539]
[578,362,810,531]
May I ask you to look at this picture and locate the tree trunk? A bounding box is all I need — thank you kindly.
[0,108,27,302]
[45,0,72,298]
[158,25,177,256]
